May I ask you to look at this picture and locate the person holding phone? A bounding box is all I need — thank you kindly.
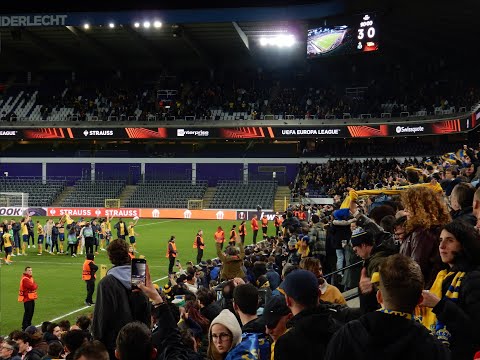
[166,236,177,274]
[131,258,147,289]
[92,239,150,360]
[82,253,98,306]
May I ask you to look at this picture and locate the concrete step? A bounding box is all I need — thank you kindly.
[203,187,216,208]
[52,186,75,206]
[119,185,137,207]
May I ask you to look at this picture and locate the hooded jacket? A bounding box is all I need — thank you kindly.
[92,265,151,357]
[451,206,477,226]
[273,305,341,360]
[216,242,245,280]
[324,311,450,360]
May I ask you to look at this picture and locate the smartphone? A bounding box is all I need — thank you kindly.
[131,258,147,289]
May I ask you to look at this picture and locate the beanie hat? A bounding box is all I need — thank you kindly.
[333,208,350,220]
[288,236,297,247]
[350,227,373,247]
[208,309,242,349]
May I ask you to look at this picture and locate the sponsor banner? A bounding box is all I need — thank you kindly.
[245,211,278,221]
[0,117,474,140]
[236,211,250,220]
[139,208,237,220]
[46,207,140,218]
[0,207,47,217]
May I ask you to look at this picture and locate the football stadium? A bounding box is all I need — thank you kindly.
[0,1,479,359]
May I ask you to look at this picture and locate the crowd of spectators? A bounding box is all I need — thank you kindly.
[1,61,479,122]
[294,143,480,198]
[4,142,480,359]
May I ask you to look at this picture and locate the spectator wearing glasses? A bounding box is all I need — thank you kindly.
[207,309,242,360]
[0,340,20,360]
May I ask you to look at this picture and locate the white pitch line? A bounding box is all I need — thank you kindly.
[135,219,176,227]
[10,261,167,268]
[37,275,169,326]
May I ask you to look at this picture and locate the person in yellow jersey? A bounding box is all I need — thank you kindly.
[3,224,14,265]
[36,220,44,255]
[20,216,30,255]
[105,215,113,245]
[127,218,140,252]
[99,219,107,251]
[114,218,127,240]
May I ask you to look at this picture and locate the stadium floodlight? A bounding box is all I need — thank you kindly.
[277,34,295,47]
[134,22,140,28]
[153,20,162,28]
[83,23,90,30]
[143,21,151,28]
[258,34,296,47]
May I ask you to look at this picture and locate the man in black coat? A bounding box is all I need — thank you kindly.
[325,254,450,360]
[274,270,341,360]
[92,239,151,360]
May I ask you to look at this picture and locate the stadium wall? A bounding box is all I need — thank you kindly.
[0,156,419,183]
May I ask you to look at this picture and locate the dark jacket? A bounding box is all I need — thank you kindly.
[356,214,398,250]
[92,265,151,358]
[265,269,281,290]
[360,243,397,314]
[200,301,222,322]
[242,317,266,335]
[451,206,477,226]
[216,242,245,280]
[23,348,44,360]
[308,222,327,258]
[152,304,201,360]
[331,219,353,249]
[325,311,450,360]
[274,305,341,360]
[432,269,480,360]
[400,227,442,288]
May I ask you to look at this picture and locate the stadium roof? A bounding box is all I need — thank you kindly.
[0,1,477,71]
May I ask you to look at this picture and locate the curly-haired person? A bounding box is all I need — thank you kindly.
[400,186,451,288]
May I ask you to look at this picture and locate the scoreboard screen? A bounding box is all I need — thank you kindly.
[307,13,379,58]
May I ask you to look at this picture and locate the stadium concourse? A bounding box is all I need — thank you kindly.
[2,0,480,359]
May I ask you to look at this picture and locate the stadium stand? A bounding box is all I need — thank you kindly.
[124,180,208,208]
[0,177,66,207]
[60,180,126,207]
[209,180,277,209]
[1,71,478,122]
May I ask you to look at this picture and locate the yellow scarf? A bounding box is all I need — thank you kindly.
[416,270,465,344]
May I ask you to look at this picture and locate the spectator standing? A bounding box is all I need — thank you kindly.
[419,221,480,360]
[274,270,340,360]
[400,187,451,288]
[207,309,242,360]
[92,239,151,359]
[325,254,450,360]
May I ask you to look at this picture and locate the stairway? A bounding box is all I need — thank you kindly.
[51,186,75,206]
[118,185,137,207]
[273,186,291,212]
[203,187,216,208]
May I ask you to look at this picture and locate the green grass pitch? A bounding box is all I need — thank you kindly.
[0,217,262,334]
[313,32,342,51]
